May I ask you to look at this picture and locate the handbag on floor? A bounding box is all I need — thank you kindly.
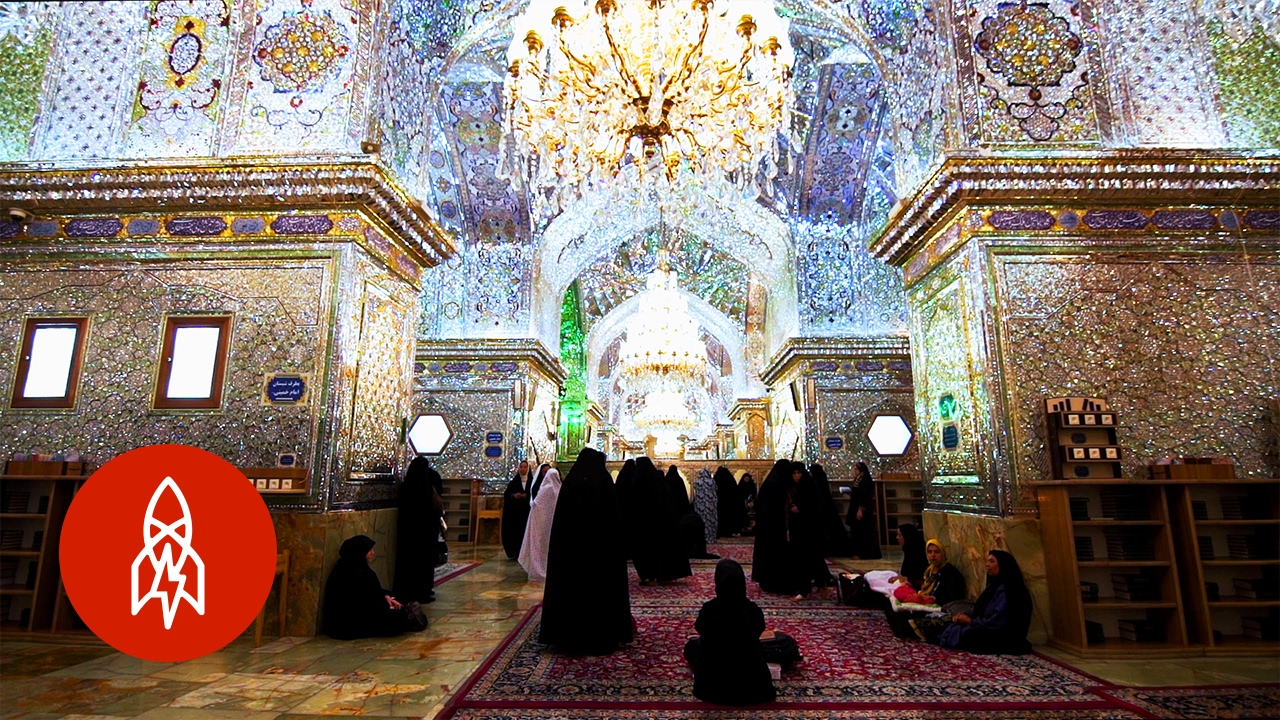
[403,600,429,631]
[837,572,888,609]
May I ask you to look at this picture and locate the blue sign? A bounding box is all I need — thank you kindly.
[486,431,504,444]
[484,445,503,458]
[942,424,960,450]
[825,436,844,450]
[265,375,306,403]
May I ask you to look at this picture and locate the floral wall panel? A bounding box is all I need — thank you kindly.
[1097,0,1226,147]
[955,0,1106,145]
[345,280,415,478]
[122,0,234,158]
[1203,19,1280,148]
[994,251,1280,508]
[219,0,375,154]
[796,219,909,336]
[30,2,148,160]
[0,3,57,161]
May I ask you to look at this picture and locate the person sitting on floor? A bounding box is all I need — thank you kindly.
[684,559,800,705]
[324,535,426,640]
[890,522,929,588]
[931,549,1033,655]
[884,537,968,638]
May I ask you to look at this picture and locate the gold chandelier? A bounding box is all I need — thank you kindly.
[501,0,796,220]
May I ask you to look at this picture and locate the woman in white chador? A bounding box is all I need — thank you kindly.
[518,467,562,581]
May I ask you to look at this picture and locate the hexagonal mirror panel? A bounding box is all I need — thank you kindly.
[867,414,913,456]
[408,414,453,455]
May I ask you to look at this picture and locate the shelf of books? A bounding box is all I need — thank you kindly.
[438,477,477,544]
[877,472,923,548]
[1167,478,1280,656]
[1,455,92,634]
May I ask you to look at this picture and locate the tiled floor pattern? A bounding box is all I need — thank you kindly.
[1,545,1276,719]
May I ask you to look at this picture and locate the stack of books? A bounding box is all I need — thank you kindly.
[1070,496,1090,521]
[1080,582,1100,602]
[1117,618,1166,642]
[1111,573,1159,601]
[36,495,48,514]
[1198,536,1215,560]
[0,559,17,587]
[1227,534,1279,560]
[1104,528,1156,560]
[0,529,22,550]
[30,530,42,552]
[1,490,30,513]
[1192,500,1209,521]
[1205,581,1220,601]
[1086,620,1106,644]
[1233,577,1279,600]
[1075,536,1095,561]
[1099,489,1149,520]
[1241,616,1279,640]
[1221,497,1244,520]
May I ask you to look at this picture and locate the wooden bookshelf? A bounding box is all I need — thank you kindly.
[438,477,478,544]
[877,472,923,547]
[0,471,87,634]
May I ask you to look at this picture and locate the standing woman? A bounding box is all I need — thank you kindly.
[614,459,638,560]
[693,467,719,546]
[631,457,691,583]
[502,460,533,559]
[539,447,633,654]
[739,472,758,522]
[846,461,882,560]
[393,457,444,604]
[518,467,563,580]
[714,466,745,537]
[809,463,851,556]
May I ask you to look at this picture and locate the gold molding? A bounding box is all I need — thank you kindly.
[0,159,456,268]
[416,338,568,387]
[870,151,1280,266]
[761,336,912,387]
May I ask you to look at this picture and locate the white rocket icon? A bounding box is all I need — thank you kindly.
[131,477,205,629]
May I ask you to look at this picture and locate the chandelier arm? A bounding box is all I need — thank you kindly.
[600,12,644,97]
[554,36,618,99]
[660,4,712,99]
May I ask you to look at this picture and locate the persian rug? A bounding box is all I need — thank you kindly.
[1095,684,1280,719]
[445,708,1144,720]
[693,542,755,564]
[436,562,481,585]
[439,603,1118,716]
[629,567,838,608]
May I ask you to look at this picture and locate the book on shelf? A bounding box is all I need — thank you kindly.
[0,559,17,586]
[30,530,42,552]
[1117,619,1166,643]
[1205,581,1220,601]
[0,529,23,550]
[24,562,37,589]
[1198,536,1215,561]
[1104,529,1155,560]
[1099,489,1150,521]
[1111,573,1159,600]
[36,495,48,514]
[1226,534,1279,560]
[1,490,31,514]
[1241,617,1280,640]
[1086,620,1106,644]
[1233,578,1280,600]
[1081,581,1100,602]
[1192,500,1209,521]
[1075,536,1095,562]
[1069,496,1090,521]
[1220,497,1244,520]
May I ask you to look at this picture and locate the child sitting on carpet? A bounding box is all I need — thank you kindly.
[684,559,799,705]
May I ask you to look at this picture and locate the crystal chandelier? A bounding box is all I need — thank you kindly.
[501,0,796,221]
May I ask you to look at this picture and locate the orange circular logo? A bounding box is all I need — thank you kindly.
[60,444,278,661]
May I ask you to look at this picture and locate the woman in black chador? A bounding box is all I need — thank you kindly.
[669,465,714,559]
[752,460,825,598]
[846,461,882,560]
[325,535,420,640]
[714,466,746,537]
[502,461,534,559]
[393,458,444,603]
[614,459,637,559]
[539,447,633,654]
[630,457,691,583]
[683,559,777,706]
[809,463,851,556]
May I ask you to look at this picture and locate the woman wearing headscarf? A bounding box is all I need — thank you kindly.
[539,447,633,654]
[518,467,563,581]
[502,461,534,559]
[738,472,757,512]
[808,464,851,556]
[529,462,551,503]
[693,467,719,545]
[752,460,823,598]
[325,535,422,640]
[614,459,638,559]
[793,464,835,589]
[683,559,777,706]
[714,466,745,537]
[630,457,692,583]
[845,461,882,560]
[892,522,929,588]
[937,549,1033,655]
[393,458,444,604]
[665,465,692,520]
[884,537,968,638]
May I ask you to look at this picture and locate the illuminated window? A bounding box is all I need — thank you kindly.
[154,317,232,409]
[408,414,453,455]
[867,414,914,456]
[10,318,89,409]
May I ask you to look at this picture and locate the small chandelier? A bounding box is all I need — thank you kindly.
[617,250,707,398]
[501,0,795,221]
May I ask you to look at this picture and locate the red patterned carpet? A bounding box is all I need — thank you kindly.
[1096,684,1280,719]
[436,561,481,584]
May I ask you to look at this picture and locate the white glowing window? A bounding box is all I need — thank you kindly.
[408,414,453,455]
[23,326,78,397]
[167,327,222,398]
[155,317,231,409]
[867,415,914,456]
[11,318,88,409]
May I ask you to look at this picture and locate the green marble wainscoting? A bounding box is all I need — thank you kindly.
[923,510,1049,645]
[267,509,399,638]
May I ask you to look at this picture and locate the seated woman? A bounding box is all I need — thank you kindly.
[884,538,967,638]
[891,523,928,588]
[324,535,424,640]
[684,560,798,706]
[929,549,1033,655]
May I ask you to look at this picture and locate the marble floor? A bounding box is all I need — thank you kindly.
[1,545,1277,719]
